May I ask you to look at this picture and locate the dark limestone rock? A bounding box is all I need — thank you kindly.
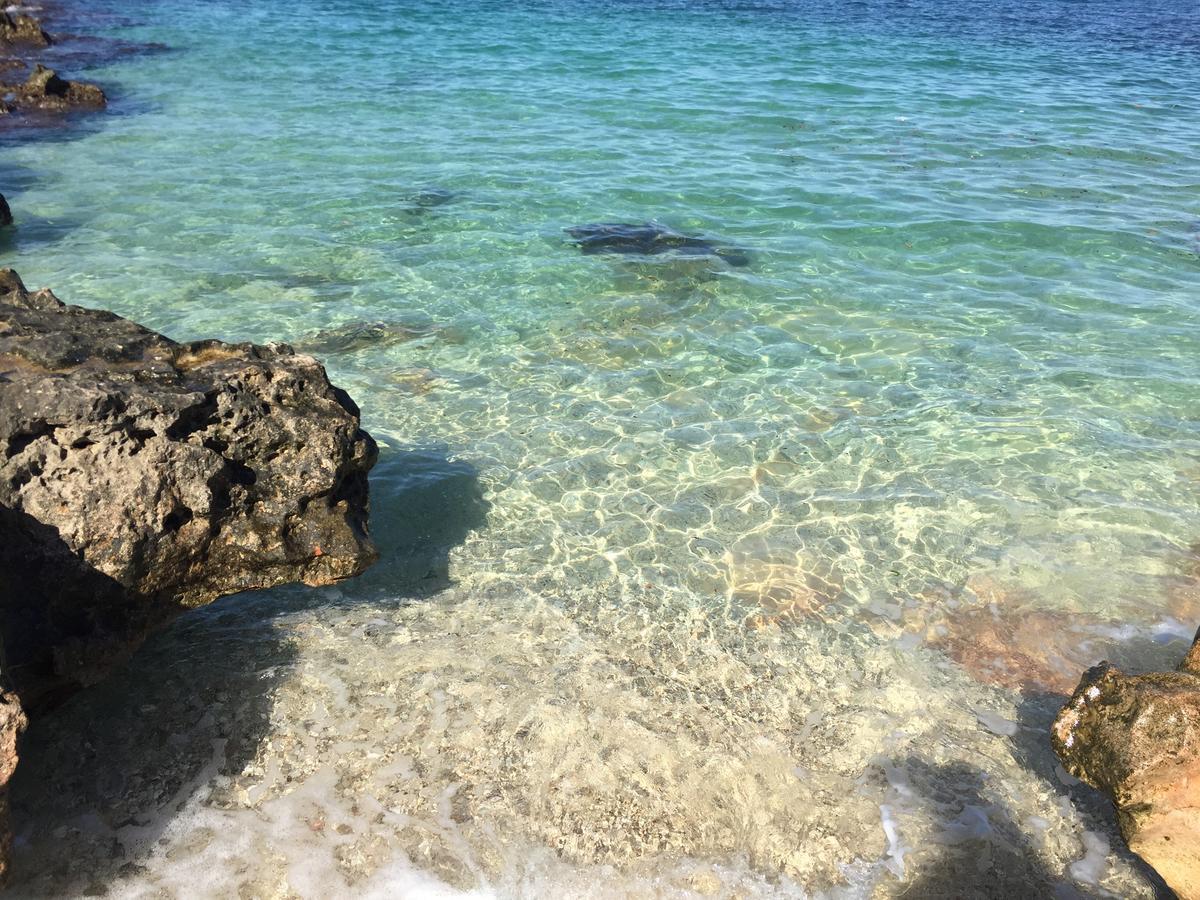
[0,194,10,227]
[401,187,458,214]
[565,222,750,267]
[1052,628,1200,900]
[0,267,380,881]
[10,64,105,111]
[0,12,51,48]
[0,269,378,710]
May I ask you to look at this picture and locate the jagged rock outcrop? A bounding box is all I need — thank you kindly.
[6,64,105,112]
[1052,628,1200,900]
[0,268,378,879]
[0,194,10,227]
[0,691,23,885]
[0,11,51,48]
[0,268,378,704]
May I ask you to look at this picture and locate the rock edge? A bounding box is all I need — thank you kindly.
[1052,628,1200,900]
[0,269,379,881]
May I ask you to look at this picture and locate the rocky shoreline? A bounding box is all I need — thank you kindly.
[0,268,380,880]
[1,3,108,121]
[1053,629,1200,900]
[2,0,1200,897]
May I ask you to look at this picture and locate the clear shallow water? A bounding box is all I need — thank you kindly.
[3,0,1200,896]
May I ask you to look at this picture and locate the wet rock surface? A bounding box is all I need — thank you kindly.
[0,268,379,711]
[1052,628,1200,900]
[0,11,51,48]
[566,222,751,267]
[0,194,10,227]
[3,63,105,113]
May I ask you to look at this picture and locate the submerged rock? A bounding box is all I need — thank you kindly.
[303,317,443,354]
[401,187,458,214]
[566,222,750,267]
[0,194,10,227]
[1052,629,1200,900]
[0,11,51,48]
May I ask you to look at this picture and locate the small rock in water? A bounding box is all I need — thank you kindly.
[400,187,457,214]
[565,222,750,267]
[0,10,50,47]
[0,193,10,227]
[389,367,438,395]
[9,64,106,111]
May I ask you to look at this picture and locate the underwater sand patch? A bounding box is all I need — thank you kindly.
[721,541,843,629]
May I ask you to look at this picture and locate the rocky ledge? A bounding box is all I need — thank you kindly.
[0,269,378,879]
[1,5,107,121]
[1,63,106,116]
[0,10,51,48]
[1052,629,1200,900]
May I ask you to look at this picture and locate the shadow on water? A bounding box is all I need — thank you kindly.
[353,443,491,598]
[5,443,489,894]
[894,757,1103,899]
[901,622,1181,899]
[893,674,1175,897]
[1007,690,1176,899]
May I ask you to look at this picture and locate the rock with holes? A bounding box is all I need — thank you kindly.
[0,268,378,711]
[1051,629,1200,900]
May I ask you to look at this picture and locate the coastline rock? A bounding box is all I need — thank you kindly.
[0,268,379,881]
[0,268,378,711]
[1051,628,1200,900]
[0,12,51,48]
[0,194,10,227]
[10,64,105,111]
[566,222,750,267]
[0,692,24,885]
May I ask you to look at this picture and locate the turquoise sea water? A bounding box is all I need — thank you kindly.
[4,0,1200,896]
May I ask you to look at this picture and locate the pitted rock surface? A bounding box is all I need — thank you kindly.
[0,268,378,709]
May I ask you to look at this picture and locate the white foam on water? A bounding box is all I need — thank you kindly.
[1067,831,1110,886]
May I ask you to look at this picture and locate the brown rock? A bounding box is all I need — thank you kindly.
[12,64,105,111]
[0,268,378,705]
[0,269,379,879]
[929,603,1109,695]
[1052,629,1200,900]
[0,12,51,47]
[0,692,25,884]
[909,576,1115,695]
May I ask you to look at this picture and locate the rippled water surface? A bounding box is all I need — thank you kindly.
[4,0,1200,896]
